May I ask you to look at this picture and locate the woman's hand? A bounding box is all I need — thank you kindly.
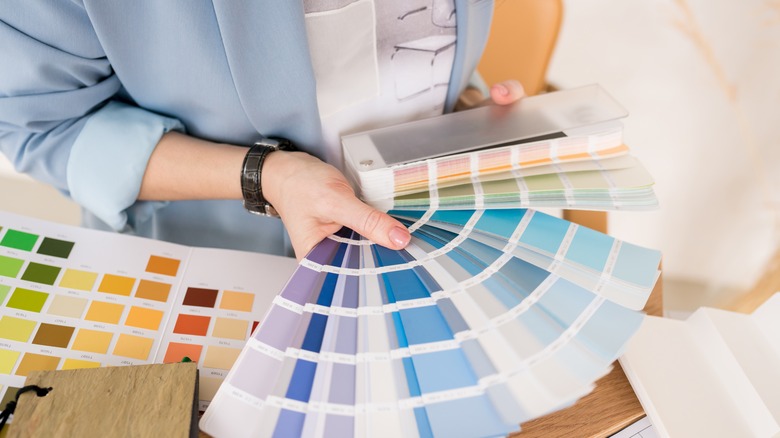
[488,80,526,106]
[456,79,526,110]
[260,79,526,260]
[261,151,412,260]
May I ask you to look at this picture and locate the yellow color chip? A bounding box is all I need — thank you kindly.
[203,345,241,370]
[0,350,21,374]
[0,316,37,342]
[85,301,124,324]
[98,274,136,296]
[15,353,59,376]
[124,306,164,331]
[219,290,255,312]
[134,280,172,303]
[211,317,249,341]
[47,295,89,319]
[113,334,153,360]
[72,329,113,354]
[59,269,98,291]
[61,358,101,370]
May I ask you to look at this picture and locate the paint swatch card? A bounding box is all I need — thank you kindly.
[202,207,661,438]
[620,294,780,437]
[0,211,297,413]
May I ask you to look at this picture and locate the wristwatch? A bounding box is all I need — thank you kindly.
[241,136,297,217]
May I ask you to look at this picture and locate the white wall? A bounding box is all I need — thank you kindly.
[0,155,81,225]
[548,0,780,295]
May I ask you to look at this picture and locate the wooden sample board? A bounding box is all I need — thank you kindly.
[9,362,198,438]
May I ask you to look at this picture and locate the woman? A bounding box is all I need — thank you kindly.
[0,0,522,259]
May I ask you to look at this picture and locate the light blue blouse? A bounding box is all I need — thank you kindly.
[0,0,494,256]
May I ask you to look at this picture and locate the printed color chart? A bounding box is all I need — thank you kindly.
[0,211,297,411]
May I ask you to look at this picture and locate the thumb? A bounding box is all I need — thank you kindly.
[490,80,525,105]
[332,194,411,250]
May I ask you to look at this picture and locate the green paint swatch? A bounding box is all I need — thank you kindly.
[21,262,61,285]
[0,255,24,278]
[37,237,75,259]
[0,284,10,304]
[0,229,39,251]
[6,288,49,313]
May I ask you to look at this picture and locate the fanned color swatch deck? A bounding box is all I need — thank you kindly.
[201,209,661,437]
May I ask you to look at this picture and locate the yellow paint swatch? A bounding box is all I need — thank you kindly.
[98,274,136,296]
[15,353,60,376]
[61,358,101,370]
[113,334,153,360]
[219,290,255,312]
[0,349,21,374]
[0,316,37,342]
[59,269,98,291]
[72,329,113,354]
[85,301,124,324]
[124,306,164,331]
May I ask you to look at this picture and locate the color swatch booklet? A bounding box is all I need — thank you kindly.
[202,85,663,437]
[0,211,297,412]
[342,85,657,212]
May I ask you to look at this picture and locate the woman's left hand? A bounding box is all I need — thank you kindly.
[456,79,526,110]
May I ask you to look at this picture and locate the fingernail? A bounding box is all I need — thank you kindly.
[494,84,509,96]
[389,226,411,248]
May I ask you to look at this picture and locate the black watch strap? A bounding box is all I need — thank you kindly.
[241,137,296,217]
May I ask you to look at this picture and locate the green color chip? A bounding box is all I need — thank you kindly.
[21,262,61,286]
[0,284,10,304]
[0,255,24,278]
[0,229,39,251]
[6,288,49,313]
[37,237,75,259]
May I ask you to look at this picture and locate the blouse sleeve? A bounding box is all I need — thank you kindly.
[0,2,183,231]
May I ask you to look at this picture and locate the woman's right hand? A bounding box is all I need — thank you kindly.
[261,150,411,260]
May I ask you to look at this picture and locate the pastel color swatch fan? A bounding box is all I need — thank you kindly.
[202,86,662,438]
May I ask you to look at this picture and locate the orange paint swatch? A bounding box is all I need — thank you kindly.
[72,329,113,354]
[146,255,180,277]
[163,342,203,363]
[85,301,124,324]
[219,291,254,312]
[134,280,171,302]
[124,306,164,331]
[113,334,153,360]
[173,314,210,336]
